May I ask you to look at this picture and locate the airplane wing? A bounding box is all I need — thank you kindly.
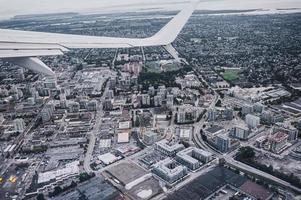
[0,0,199,76]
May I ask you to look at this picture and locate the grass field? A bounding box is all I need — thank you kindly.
[223,69,241,82]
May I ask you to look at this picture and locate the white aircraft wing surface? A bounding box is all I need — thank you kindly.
[0,0,199,75]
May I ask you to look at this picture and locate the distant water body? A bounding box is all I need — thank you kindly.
[0,0,301,20]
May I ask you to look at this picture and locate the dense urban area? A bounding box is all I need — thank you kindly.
[0,8,301,200]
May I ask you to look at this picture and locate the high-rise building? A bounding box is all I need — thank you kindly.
[245,114,260,128]
[43,77,57,89]
[253,102,265,113]
[59,88,67,108]
[260,111,284,125]
[87,100,97,111]
[126,62,142,75]
[0,114,4,125]
[177,105,199,124]
[166,94,174,107]
[79,98,89,109]
[14,118,25,133]
[41,102,55,123]
[154,95,162,107]
[17,68,25,80]
[68,101,80,113]
[158,86,167,99]
[177,111,186,124]
[270,132,289,153]
[216,134,231,152]
[242,104,254,115]
[230,125,249,140]
[273,123,298,141]
[107,90,114,99]
[109,77,117,89]
[224,107,234,120]
[141,94,151,106]
[148,86,155,96]
[143,131,158,145]
[208,108,217,122]
[103,99,113,111]
[30,88,40,100]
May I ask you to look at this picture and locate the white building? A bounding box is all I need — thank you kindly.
[43,77,57,89]
[231,125,250,140]
[59,89,67,108]
[106,90,114,99]
[242,103,254,115]
[119,121,131,130]
[38,161,79,184]
[0,114,4,125]
[152,158,187,184]
[14,118,25,133]
[166,94,174,107]
[176,147,212,170]
[117,132,130,143]
[141,94,151,106]
[68,101,80,113]
[87,100,97,111]
[41,102,55,123]
[245,114,260,128]
[154,95,162,107]
[155,139,185,156]
[143,131,158,145]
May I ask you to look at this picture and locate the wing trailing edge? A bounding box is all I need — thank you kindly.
[0,0,199,75]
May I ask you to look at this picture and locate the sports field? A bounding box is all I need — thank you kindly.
[223,69,241,81]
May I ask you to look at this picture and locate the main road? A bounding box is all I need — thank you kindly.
[83,81,109,173]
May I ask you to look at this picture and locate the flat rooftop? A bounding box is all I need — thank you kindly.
[106,161,147,186]
[205,125,224,134]
[53,176,120,200]
[165,166,248,200]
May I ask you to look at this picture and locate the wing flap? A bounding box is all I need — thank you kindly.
[0,42,69,51]
[0,49,64,58]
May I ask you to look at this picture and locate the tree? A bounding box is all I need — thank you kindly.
[49,186,63,197]
[237,146,255,160]
[180,141,190,148]
[36,193,45,200]
[215,99,222,107]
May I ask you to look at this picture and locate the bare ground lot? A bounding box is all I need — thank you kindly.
[255,154,301,178]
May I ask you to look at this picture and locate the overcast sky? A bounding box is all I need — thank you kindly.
[0,0,300,19]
